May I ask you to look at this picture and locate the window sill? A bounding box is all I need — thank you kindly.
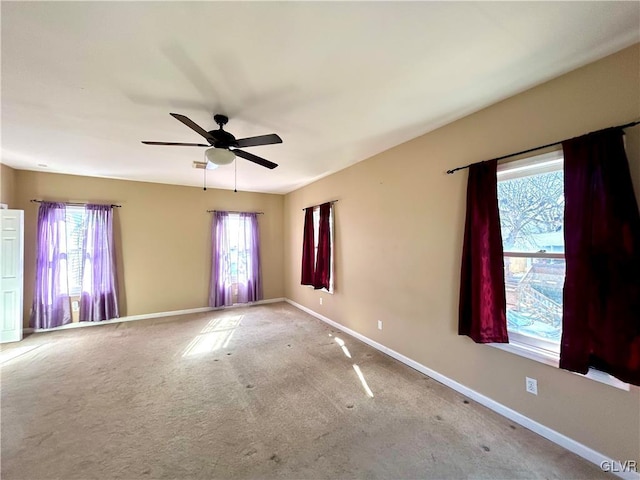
[305,285,334,294]
[489,341,629,391]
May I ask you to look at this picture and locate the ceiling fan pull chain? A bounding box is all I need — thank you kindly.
[234,159,237,193]
[203,164,207,191]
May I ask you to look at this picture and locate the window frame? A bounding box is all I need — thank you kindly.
[493,150,629,391]
[225,213,242,284]
[498,152,564,354]
[308,204,334,294]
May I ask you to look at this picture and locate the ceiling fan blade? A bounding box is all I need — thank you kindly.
[170,113,214,141]
[142,141,209,147]
[235,134,283,148]
[233,149,278,169]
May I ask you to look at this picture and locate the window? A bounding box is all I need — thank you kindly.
[497,151,564,356]
[225,213,256,287]
[30,202,120,328]
[313,204,334,293]
[226,214,243,283]
[495,150,629,390]
[64,206,86,296]
[210,211,262,307]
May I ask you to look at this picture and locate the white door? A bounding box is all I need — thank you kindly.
[1,210,24,343]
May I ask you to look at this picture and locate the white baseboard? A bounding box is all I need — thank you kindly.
[24,297,285,334]
[284,298,639,480]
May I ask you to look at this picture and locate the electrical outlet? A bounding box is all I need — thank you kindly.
[377,320,383,330]
[319,297,323,305]
[525,377,538,395]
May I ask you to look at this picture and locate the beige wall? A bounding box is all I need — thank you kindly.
[14,172,284,327]
[1,163,17,207]
[284,44,640,462]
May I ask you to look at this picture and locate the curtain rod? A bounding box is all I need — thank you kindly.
[207,210,264,215]
[301,199,339,211]
[446,119,640,174]
[30,199,122,208]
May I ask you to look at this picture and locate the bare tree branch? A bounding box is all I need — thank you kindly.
[498,171,563,250]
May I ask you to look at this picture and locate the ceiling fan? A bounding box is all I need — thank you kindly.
[142,113,282,169]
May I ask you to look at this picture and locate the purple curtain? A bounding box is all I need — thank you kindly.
[79,205,119,322]
[236,213,263,304]
[210,211,231,307]
[210,212,263,308]
[458,160,509,343]
[301,207,315,286]
[30,202,72,329]
[561,128,640,385]
[313,202,331,290]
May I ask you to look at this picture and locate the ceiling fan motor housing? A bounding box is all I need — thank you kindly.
[213,114,229,126]
[209,129,237,148]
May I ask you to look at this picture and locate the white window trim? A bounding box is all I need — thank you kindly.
[496,150,563,179]
[505,251,563,259]
[494,149,630,391]
[306,204,334,294]
[489,341,630,391]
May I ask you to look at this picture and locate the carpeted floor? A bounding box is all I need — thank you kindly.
[1,302,605,479]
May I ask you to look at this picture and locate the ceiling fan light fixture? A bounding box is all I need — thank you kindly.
[205,147,235,166]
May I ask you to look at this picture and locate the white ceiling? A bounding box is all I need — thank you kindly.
[2,2,639,194]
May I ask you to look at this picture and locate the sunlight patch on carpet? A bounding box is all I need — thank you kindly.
[182,315,243,357]
[353,364,374,398]
[1,344,50,365]
[334,336,352,358]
